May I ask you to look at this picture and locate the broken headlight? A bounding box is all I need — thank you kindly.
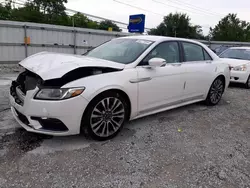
[35,88,85,100]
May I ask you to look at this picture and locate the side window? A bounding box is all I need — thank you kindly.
[140,42,180,65]
[182,42,204,62]
[203,49,212,60]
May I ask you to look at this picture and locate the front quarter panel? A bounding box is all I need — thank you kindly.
[213,60,230,89]
[62,69,138,119]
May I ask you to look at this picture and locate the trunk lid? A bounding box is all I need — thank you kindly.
[19,52,125,80]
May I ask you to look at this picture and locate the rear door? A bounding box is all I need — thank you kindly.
[180,42,216,99]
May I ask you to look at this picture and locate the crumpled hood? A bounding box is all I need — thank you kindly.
[19,52,125,80]
[219,58,250,67]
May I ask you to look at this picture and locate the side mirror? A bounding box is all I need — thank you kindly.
[148,58,166,67]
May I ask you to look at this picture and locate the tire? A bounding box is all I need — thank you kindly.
[81,91,129,141]
[205,77,225,106]
[245,75,250,89]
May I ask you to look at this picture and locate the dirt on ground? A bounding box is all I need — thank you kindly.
[0,69,249,188]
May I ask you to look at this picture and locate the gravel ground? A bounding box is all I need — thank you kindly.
[0,64,24,74]
[0,70,249,188]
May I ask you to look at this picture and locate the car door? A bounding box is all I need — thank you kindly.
[180,42,216,99]
[135,41,186,115]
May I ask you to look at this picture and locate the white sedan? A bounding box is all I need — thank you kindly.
[219,47,250,88]
[10,36,230,140]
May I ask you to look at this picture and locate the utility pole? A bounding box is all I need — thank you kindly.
[72,16,75,28]
[174,21,177,37]
[173,26,176,37]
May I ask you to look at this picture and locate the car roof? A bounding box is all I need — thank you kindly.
[117,35,219,61]
[229,46,250,50]
[118,35,203,44]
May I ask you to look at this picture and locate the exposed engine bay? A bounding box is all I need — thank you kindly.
[10,66,122,105]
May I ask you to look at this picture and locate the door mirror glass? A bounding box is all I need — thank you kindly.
[148,57,166,67]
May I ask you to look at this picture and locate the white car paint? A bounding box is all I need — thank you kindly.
[219,58,250,84]
[20,52,125,80]
[218,46,250,85]
[10,35,230,137]
[10,91,88,136]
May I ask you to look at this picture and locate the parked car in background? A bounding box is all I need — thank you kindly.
[214,46,230,55]
[207,46,216,54]
[219,47,250,88]
[10,36,230,140]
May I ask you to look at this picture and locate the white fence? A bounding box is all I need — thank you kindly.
[0,20,131,64]
[1,20,250,63]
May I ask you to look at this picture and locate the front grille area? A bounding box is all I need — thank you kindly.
[10,81,24,106]
[10,70,43,106]
[31,117,69,131]
[15,108,30,125]
[16,70,42,94]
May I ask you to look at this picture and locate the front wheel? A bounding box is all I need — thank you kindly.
[245,75,250,89]
[205,77,224,106]
[81,91,129,141]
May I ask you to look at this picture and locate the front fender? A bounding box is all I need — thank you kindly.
[215,64,230,89]
[62,69,139,119]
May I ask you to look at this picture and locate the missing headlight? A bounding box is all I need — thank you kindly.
[92,69,103,75]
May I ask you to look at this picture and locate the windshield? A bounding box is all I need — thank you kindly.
[85,38,154,64]
[219,48,250,60]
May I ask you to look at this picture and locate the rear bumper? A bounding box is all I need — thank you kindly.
[230,71,249,84]
[9,87,89,136]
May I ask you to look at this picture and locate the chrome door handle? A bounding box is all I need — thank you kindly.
[129,77,152,83]
[171,63,182,66]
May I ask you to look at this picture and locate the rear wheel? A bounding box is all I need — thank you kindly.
[205,77,224,106]
[81,91,129,141]
[245,75,250,89]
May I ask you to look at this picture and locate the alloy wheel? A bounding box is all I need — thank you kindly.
[90,97,125,137]
[247,77,250,88]
[210,79,224,104]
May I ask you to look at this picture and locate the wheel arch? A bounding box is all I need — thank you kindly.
[215,74,226,91]
[204,74,226,106]
[82,88,132,123]
[205,74,226,100]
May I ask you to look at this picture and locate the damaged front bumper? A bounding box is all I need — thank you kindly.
[9,81,89,136]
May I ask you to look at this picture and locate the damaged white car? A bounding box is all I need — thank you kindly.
[10,36,230,140]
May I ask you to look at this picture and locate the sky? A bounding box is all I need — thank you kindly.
[66,0,250,35]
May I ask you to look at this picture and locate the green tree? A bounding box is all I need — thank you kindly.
[0,1,12,20]
[148,23,167,36]
[0,0,121,32]
[30,0,69,25]
[98,20,121,32]
[11,2,45,23]
[71,13,99,29]
[210,13,250,41]
[148,12,205,39]
[30,0,67,15]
